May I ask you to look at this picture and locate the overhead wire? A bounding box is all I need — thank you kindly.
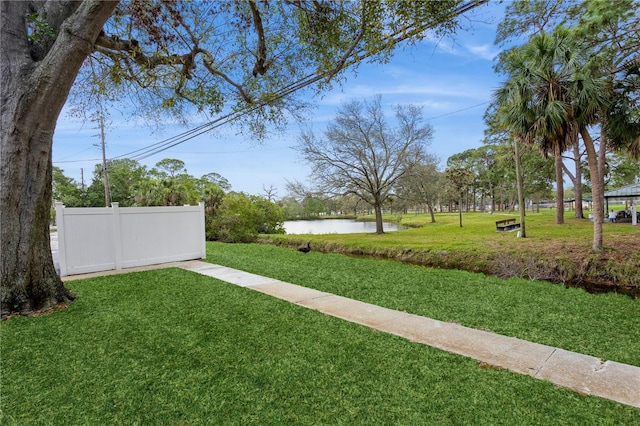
[103,0,490,163]
[426,101,490,120]
[54,158,103,164]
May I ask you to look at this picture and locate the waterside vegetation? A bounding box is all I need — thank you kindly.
[262,209,640,295]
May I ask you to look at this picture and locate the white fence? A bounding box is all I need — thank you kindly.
[55,202,206,276]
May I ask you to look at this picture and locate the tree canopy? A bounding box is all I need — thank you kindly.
[70,0,467,134]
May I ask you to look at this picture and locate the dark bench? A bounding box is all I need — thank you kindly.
[495,218,521,232]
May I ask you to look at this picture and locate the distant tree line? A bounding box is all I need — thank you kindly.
[285,142,555,221]
[54,147,636,242]
[284,140,636,223]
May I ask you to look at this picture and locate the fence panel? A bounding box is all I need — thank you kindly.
[55,202,205,276]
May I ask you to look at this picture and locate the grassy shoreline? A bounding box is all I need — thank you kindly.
[264,210,640,296]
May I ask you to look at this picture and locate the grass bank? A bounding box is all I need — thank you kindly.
[2,267,638,424]
[261,210,640,296]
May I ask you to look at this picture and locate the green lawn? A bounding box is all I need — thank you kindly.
[280,209,640,251]
[2,267,638,424]
[205,242,640,367]
[262,210,640,290]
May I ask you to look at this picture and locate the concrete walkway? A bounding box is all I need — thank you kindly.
[181,260,640,408]
[60,259,640,408]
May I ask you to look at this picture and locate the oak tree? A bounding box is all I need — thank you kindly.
[297,96,434,234]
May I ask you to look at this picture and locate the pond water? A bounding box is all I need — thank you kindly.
[283,218,404,235]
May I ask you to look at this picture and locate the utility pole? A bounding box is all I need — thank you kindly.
[99,114,111,207]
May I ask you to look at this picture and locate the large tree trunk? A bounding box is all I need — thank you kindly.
[1,1,117,318]
[580,127,604,252]
[554,146,564,224]
[373,198,384,234]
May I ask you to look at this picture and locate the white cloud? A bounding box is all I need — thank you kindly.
[465,43,500,61]
[319,79,491,108]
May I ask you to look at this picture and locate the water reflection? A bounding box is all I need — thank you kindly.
[283,218,403,235]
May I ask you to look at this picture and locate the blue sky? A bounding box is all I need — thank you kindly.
[52,1,507,198]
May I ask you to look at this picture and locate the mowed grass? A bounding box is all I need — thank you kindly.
[401,208,638,246]
[263,209,640,290]
[279,209,640,251]
[205,242,640,367]
[2,268,639,424]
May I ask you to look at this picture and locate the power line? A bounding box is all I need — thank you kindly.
[426,101,490,120]
[169,147,292,154]
[54,158,102,164]
[54,97,490,166]
[87,1,490,163]
[54,98,491,165]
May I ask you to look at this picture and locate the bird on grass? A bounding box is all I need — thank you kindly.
[297,242,311,253]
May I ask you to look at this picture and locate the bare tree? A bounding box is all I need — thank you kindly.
[262,184,278,202]
[297,96,434,233]
[284,179,314,202]
[396,160,441,223]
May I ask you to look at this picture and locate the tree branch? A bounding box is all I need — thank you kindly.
[95,34,193,71]
[249,0,269,77]
[95,34,254,103]
[201,51,253,103]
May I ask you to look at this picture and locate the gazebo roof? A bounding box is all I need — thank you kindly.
[603,183,640,198]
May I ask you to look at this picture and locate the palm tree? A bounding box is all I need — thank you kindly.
[495,39,570,227]
[523,30,584,225]
[495,27,625,252]
[492,53,536,238]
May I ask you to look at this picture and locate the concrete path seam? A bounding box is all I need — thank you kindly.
[533,347,558,378]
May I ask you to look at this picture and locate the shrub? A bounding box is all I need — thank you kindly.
[206,192,284,243]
